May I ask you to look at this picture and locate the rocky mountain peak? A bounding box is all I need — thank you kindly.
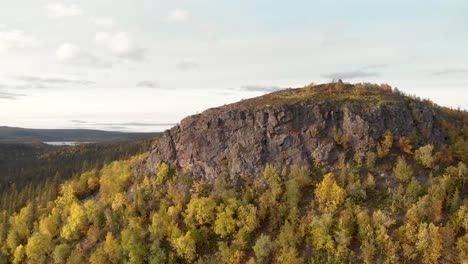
[141,83,459,183]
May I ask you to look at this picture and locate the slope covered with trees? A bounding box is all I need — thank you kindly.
[0,83,466,264]
[0,137,157,213]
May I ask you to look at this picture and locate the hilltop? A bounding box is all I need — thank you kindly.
[143,82,467,183]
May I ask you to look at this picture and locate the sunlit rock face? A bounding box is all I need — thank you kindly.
[142,86,449,184]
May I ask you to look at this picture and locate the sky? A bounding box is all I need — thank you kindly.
[1,0,467,132]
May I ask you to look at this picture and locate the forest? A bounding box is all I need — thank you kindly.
[0,137,157,213]
[0,128,466,263]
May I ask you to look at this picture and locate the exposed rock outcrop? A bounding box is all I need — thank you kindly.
[142,85,451,183]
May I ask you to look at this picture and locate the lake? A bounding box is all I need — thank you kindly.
[43,142,91,146]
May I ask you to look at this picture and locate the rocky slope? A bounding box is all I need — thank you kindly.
[142,83,460,183]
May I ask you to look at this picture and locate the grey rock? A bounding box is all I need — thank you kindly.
[141,89,450,183]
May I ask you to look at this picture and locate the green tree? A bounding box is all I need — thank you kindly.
[456,233,468,264]
[148,242,168,264]
[366,151,377,170]
[415,144,435,169]
[155,163,170,186]
[416,223,443,264]
[394,156,414,183]
[276,245,304,264]
[66,244,85,264]
[253,234,273,263]
[89,248,108,264]
[404,178,422,206]
[172,231,197,262]
[184,195,217,227]
[214,200,238,238]
[39,207,61,240]
[103,232,121,263]
[53,244,71,264]
[84,200,103,227]
[25,232,52,263]
[121,228,146,263]
[7,202,34,253]
[237,204,259,234]
[308,213,335,254]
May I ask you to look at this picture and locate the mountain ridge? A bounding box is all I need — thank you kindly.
[0,126,161,142]
[142,82,467,183]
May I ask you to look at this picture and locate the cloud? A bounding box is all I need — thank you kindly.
[166,9,190,23]
[92,18,115,27]
[0,28,37,51]
[241,85,282,93]
[322,70,380,80]
[176,61,199,71]
[432,68,468,76]
[0,91,26,100]
[70,121,176,130]
[95,32,146,61]
[56,43,80,61]
[46,3,83,19]
[362,64,388,70]
[56,43,112,68]
[12,75,95,89]
[112,122,176,127]
[137,81,159,88]
[70,120,87,124]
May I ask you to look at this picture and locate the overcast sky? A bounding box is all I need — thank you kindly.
[1,0,467,132]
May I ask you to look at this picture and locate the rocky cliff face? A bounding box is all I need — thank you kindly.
[142,86,450,183]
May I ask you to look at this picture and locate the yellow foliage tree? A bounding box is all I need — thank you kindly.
[184,196,217,227]
[315,173,347,212]
[214,199,238,238]
[61,202,88,241]
[172,231,197,262]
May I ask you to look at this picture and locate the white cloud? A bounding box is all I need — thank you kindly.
[137,80,159,88]
[95,32,145,61]
[0,28,37,51]
[176,61,199,71]
[46,3,83,19]
[56,43,111,68]
[56,43,80,61]
[0,90,26,100]
[93,18,115,27]
[166,9,190,23]
[322,70,380,80]
[241,85,281,93]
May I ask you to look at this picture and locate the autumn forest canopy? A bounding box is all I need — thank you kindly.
[0,83,467,264]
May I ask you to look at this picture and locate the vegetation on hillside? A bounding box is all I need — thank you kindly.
[0,138,157,213]
[0,134,466,263]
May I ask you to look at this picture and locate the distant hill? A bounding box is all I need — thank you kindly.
[0,126,161,142]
